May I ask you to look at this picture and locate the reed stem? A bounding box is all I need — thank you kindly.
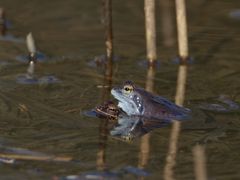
[102,0,113,79]
[175,0,189,60]
[96,1,114,170]
[144,0,157,66]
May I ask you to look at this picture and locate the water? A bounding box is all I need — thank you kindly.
[0,0,240,179]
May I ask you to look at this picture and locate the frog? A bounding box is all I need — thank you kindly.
[111,81,191,121]
[94,100,172,141]
[94,100,120,120]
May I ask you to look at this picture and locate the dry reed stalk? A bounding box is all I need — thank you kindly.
[0,153,72,162]
[175,0,189,60]
[193,145,207,180]
[144,0,157,66]
[163,0,189,179]
[102,0,113,79]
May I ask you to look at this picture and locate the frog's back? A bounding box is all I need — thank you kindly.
[140,89,191,120]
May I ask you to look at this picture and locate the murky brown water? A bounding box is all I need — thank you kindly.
[0,0,240,179]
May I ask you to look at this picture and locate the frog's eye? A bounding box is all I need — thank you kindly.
[109,108,116,112]
[123,84,133,93]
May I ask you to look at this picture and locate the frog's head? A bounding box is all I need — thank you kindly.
[111,81,144,116]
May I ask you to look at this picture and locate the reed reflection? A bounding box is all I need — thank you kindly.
[138,66,155,171]
[163,0,189,179]
[164,63,188,180]
[96,75,112,171]
[96,0,114,171]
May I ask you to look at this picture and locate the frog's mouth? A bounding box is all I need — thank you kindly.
[111,88,141,116]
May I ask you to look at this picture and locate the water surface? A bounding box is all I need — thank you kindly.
[0,0,240,179]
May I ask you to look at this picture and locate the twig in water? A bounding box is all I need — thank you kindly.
[0,153,72,162]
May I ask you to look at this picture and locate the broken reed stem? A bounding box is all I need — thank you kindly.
[26,32,37,54]
[102,0,113,79]
[144,0,157,66]
[193,145,207,180]
[163,0,189,178]
[0,153,72,162]
[139,67,156,169]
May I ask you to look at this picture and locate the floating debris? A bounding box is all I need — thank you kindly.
[121,166,150,176]
[229,9,240,20]
[56,171,120,180]
[0,157,15,164]
[0,144,72,162]
[0,34,24,43]
[199,95,239,113]
[55,166,150,180]
[16,32,48,62]
[0,8,23,43]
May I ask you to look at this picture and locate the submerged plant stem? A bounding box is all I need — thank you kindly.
[193,145,208,180]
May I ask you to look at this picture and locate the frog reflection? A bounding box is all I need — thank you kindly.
[110,115,172,141]
[94,100,175,141]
